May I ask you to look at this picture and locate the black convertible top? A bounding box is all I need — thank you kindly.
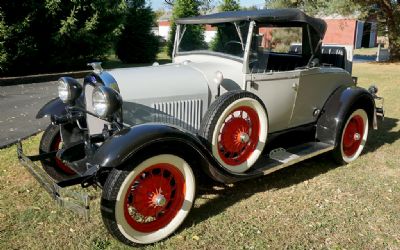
[176,9,327,38]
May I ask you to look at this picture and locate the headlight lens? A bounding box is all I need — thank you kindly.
[92,88,108,117]
[92,86,122,119]
[58,80,70,102]
[57,77,82,103]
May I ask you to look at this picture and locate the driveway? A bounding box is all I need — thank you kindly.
[0,81,58,148]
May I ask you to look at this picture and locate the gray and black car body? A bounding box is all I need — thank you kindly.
[17,9,384,245]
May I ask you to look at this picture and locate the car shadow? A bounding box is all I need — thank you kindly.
[178,116,399,232]
[364,117,399,154]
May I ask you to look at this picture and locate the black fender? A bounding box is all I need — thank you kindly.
[316,86,375,146]
[36,98,68,119]
[36,96,85,119]
[90,123,264,184]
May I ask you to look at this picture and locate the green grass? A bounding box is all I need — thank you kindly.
[354,47,378,56]
[1,62,400,249]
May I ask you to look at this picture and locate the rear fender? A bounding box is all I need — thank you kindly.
[316,86,375,146]
[90,123,261,184]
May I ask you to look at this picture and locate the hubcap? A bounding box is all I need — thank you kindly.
[239,133,250,143]
[152,193,167,207]
[123,163,185,233]
[342,115,365,157]
[217,106,260,166]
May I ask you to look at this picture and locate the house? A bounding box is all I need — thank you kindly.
[322,15,377,49]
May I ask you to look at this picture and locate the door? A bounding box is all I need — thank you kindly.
[289,67,353,128]
[247,71,300,133]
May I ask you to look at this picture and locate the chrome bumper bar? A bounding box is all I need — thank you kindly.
[16,141,90,220]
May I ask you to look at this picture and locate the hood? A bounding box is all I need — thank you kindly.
[108,63,209,105]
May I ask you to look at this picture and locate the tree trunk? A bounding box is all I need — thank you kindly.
[387,17,400,61]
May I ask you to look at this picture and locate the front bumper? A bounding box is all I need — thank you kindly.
[16,141,91,220]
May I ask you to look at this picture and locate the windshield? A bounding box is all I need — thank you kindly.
[176,22,250,59]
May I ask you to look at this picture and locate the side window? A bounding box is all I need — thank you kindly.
[250,25,306,73]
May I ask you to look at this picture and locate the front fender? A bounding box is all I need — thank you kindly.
[316,86,375,146]
[90,123,263,184]
[36,96,85,119]
[36,98,67,119]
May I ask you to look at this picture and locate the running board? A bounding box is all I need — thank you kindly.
[250,142,334,176]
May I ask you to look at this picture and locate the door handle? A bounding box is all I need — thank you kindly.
[292,82,299,91]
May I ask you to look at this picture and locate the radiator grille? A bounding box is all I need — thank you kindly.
[152,99,203,131]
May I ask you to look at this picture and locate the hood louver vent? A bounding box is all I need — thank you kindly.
[153,99,203,131]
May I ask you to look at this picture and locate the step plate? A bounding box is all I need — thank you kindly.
[250,142,334,176]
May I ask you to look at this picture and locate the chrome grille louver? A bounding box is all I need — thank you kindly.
[152,99,203,131]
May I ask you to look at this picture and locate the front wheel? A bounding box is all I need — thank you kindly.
[200,91,268,173]
[101,154,196,245]
[39,124,77,181]
[332,108,369,164]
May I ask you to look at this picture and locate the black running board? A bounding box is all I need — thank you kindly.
[249,142,334,176]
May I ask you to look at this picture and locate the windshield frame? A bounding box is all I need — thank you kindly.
[173,21,253,63]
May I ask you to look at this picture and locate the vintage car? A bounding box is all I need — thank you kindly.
[17,9,384,245]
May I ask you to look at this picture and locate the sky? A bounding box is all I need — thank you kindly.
[150,0,266,10]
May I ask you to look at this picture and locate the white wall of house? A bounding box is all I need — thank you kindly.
[205,31,217,43]
[159,26,170,40]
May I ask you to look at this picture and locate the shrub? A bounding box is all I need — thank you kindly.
[0,1,126,76]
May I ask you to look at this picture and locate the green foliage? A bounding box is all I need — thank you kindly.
[166,0,204,56]
[266,0,366,16]
[0,0,126,76]
[219,0,240,11]
[115,0,160,63]
[209,0,241,52]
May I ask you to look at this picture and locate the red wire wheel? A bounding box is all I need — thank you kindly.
[217,106,260,166]
[200,91,268,173]
[123,163,186,233]
[102,154,196,244]
[342,115,364,157]
[337,109,369,163]
[51,134,75,175]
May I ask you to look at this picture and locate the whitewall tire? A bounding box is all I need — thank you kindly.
[101,154,196,245]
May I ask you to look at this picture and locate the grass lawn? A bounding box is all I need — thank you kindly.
[1,62,399,249]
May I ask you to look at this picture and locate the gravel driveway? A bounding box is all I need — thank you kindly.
[0,81,58,148]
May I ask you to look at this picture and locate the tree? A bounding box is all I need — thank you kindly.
[166,0,205,56]
[115,0,160,63]
[210,0,241,52]
[0,0,126,76]
[219,0,240,11]
[266,0,366,16]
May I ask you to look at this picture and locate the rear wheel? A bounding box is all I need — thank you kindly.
[101,154,196,245]
[39,124,76,181]
[333,108,369,164]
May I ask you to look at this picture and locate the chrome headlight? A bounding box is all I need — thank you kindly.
[92,86,122,119]
[58,77,82,103]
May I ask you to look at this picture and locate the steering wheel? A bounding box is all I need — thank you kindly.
[223,41,243,56]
